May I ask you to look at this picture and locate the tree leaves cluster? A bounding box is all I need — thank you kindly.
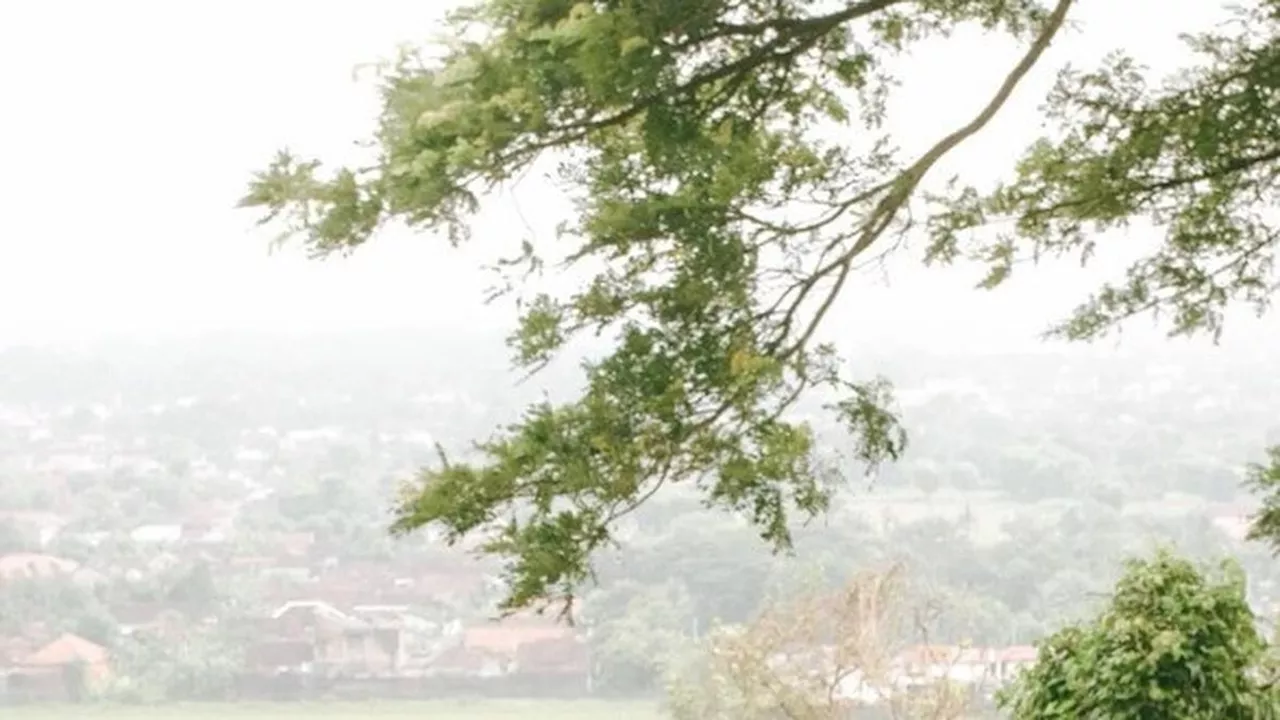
[929,1,1280,342]
[244,0,1280,611]
[1002,550,1279,719]
[242,0,1074,612]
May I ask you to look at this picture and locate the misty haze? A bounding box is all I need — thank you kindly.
[2,0,1279,718]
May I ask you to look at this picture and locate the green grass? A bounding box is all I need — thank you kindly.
[4,700,664,719]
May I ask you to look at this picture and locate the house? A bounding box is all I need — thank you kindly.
[431,617,587,681]
[429,643,509,677]
[243,602,449,677]
[995,645,1038,682]
[514,636,591,680]
[271,599,357,626]
[345,606,463,673]
[262,601,403,677]
[895,645,994,686]
[3,633,111,701]
[893,644,1036,687]
[750,644,888,704]
[462,622,576,657]
[21,633,109,679]
[0,553,80,582]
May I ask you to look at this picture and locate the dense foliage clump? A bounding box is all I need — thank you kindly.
[1002,550,1279,718]
[244,0,1280,611]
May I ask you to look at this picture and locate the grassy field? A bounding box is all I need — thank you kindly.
[4,700,664,719]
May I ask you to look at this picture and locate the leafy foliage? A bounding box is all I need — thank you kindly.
[108,626,243,703]
[928,0,1280,341]
[0,576,114,645]
[1000,549,1278,719]
[243,0,1076,612]
[1246,445,1280,551]
[242,0,1280,612]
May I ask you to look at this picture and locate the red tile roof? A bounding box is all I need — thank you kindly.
[463,624,576,656]
[22,633,107,667]
[431,644,507,674]
[515,637,590,674]
[998,645,1038,663]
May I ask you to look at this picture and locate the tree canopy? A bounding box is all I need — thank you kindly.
[242,0,1280,611]
[1001,549,1278,719]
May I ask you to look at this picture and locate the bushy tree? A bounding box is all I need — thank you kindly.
[243,0,1280,610]
[108,625,243,703]
[665,564,973,720]
[584,579,695,694]
[1001,549,1278,719]
[0,576,113,644]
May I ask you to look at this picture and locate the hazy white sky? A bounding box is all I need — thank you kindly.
[0,0,1267,353]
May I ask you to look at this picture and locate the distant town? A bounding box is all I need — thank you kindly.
[0,335,1276,709]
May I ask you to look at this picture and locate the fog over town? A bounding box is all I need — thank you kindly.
[2,0,1278,718]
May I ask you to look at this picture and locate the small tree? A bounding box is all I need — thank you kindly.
[664,564,973,720]
[586,579,696,694]
[1001,549,1278,719]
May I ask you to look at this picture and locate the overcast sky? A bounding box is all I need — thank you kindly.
[1,0,1269,355]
